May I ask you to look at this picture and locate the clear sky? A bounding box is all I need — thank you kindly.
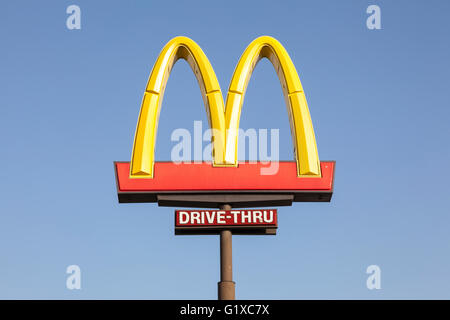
[1,0,449,299]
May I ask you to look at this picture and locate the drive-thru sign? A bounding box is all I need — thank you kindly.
[114,36,335,300]
[175,209,278,235]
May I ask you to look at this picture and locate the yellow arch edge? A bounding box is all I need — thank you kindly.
[130,37,227,178]
[224,36,321,177]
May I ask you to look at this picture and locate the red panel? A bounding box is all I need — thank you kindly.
[116,161,334,192]
[175,209,278,227]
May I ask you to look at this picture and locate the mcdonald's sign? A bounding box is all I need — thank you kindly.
[114,36,335,207]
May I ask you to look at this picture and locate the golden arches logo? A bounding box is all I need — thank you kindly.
[130,36,321,178]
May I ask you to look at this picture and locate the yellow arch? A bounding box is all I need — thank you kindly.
[130,36,321,178]
[130,37,227,178]
[224,36,321,177]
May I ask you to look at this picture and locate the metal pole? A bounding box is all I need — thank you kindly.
[218,204,235,300]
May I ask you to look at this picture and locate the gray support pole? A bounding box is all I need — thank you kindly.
[218,204,235,300]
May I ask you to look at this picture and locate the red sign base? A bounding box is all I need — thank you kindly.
[114,161,335,208]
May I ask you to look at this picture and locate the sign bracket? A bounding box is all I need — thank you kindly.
[157,194,294,208]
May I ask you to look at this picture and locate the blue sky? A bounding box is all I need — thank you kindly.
[0,0,449,299]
